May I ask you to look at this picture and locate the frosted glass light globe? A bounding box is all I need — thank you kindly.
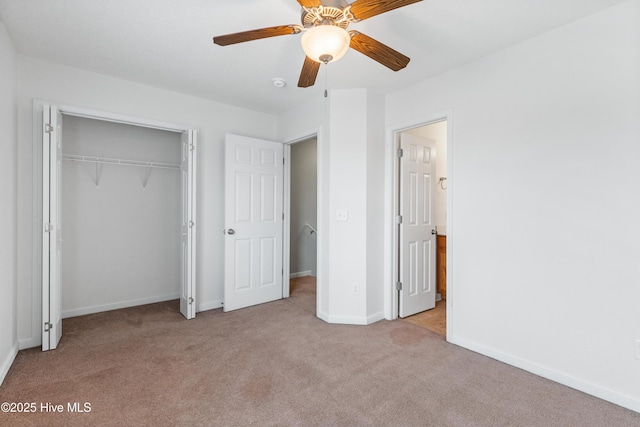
[301,25,350,64]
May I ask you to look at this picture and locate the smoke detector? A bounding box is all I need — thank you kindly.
[272,78,286,88]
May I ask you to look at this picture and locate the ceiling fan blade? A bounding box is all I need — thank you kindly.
[349,0,422,21]
[298,56,321,88]
[213,25,301,46]
[297,0,322,7]
[349,32,410,71]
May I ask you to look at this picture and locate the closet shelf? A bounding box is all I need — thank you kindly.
[61,154,180,170]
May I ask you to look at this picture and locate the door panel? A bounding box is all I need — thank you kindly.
[224,134,283,312]
[399,133,437,318]
[42,105,62,351]
[180,130,197,320]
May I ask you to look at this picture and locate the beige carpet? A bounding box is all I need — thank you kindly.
[1,278,639,426]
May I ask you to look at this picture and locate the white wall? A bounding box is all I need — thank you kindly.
[386,1,640,411]
[407,121,447,232]
[277,91,385,324]
[17,56,277,349]
[61,116,181,317]
[365,91,385,320]
[290,137,317,276]
[327,89,385,324]
[0,20,18,385]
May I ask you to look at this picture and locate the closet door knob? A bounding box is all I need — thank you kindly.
[227,229,235,235]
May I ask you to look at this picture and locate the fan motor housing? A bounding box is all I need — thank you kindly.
[301,6,354,29]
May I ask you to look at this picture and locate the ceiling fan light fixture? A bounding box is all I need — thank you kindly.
[301,25,350,64]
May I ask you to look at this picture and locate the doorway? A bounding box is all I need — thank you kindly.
[288,136,318,301]
[394,118,449,335]
[289,137,317,279]
[40,102,197,350]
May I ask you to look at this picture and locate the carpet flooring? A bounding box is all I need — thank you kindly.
[1,277,639,426]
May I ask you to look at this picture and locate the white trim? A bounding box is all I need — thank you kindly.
[449,335,640,414]
[197,300,223,312]
[290,270,312,279]
[62,293,181,319]
[323,312,384,325]
[384,110,454,332]
[50,102,190,133]
[19,338,38,351]
[0,343,18,386]
[283,144,291,298]
[31,99,199,348]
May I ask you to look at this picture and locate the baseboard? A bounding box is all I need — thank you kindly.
[197,299,223,313]
[324,314,369,325]
[0,342,18,387]
[290,270,312,279]
[18,338,39,350]
[62,293,181,319]
[448,335,640,414]
[366,311,385,325]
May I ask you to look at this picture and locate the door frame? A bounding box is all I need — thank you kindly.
[34,99,198,348]
[385,110,453,339]
[283,127,324,319]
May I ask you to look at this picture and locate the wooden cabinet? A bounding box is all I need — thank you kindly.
[436,235,446,300]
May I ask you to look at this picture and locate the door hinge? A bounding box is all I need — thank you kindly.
[44,322,52,332]
[188,297,194,305]
[397,148,404,158]
[44,223,53,233]
[189,143,195,151]
[44,123,54,134]
[283,157,285,165]
[189,220,195,228]
[396,215,403,224]
[396,281,403,291]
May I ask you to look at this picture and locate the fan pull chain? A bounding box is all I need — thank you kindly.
[324,63,328,98]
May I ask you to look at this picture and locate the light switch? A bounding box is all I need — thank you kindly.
[336,209,348,221]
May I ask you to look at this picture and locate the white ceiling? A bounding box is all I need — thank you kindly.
[0,0,626,114]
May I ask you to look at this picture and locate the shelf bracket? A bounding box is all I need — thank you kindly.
[142,166,153,189]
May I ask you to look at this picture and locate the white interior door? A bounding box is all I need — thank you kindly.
[180,130,197,319]
[224,134,284,312]
[42,105,63,350]
[399,133,437,318]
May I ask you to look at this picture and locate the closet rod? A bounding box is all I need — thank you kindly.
[61,154,180,170]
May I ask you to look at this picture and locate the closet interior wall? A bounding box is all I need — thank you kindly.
[61,116,182,318]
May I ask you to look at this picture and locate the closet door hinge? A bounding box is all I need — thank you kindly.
[397,148,403,158]
[188,297,194,305]
[44,223,53,233]
[396,215,403,224]
[44,123,54,134]
[188,220,195,228]
[189,143,195,152]
[44,322,52,332]
[396,281,403,291]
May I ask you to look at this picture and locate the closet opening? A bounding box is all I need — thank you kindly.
[40,103,197,351]
[61,116,182,319]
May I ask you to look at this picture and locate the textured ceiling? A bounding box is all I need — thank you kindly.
[0,0,627,114]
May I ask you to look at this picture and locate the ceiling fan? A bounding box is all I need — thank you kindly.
[213,0,423,88]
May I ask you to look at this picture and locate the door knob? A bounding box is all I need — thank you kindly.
[227,229,235,235]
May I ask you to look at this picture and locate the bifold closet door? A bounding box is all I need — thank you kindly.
[42,105,63,351]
